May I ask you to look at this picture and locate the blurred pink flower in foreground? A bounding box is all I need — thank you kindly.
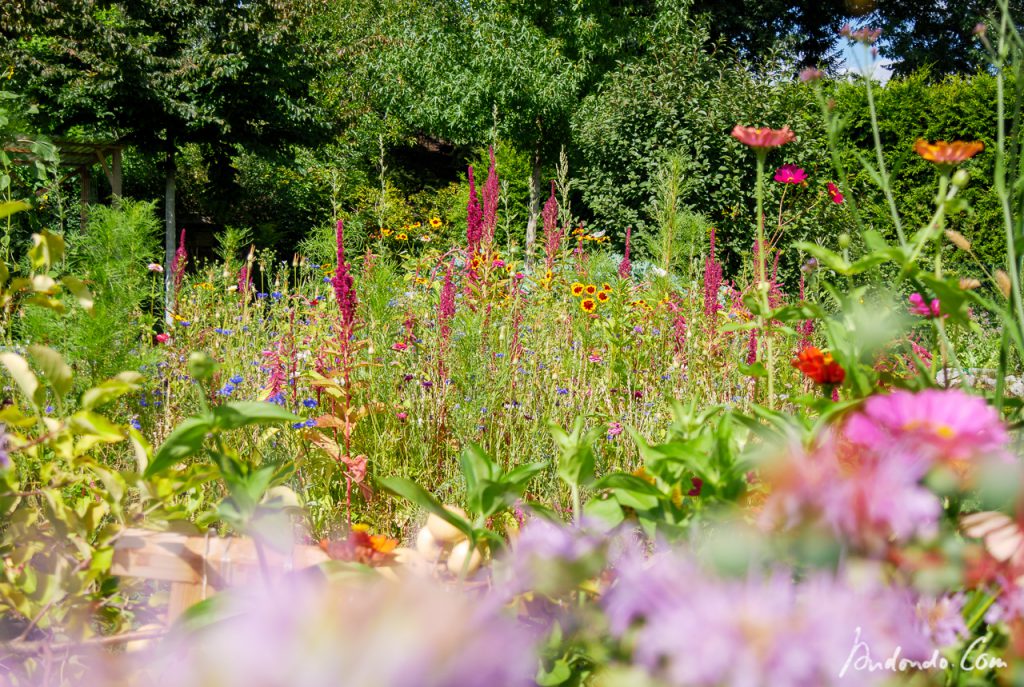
[604,551,931,687]
[844,388,1009,465]
[908,293,941,318]
[107,576,537,687]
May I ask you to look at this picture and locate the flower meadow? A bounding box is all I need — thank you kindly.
[6,13,1024,687]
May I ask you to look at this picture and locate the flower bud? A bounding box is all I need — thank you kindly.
[187,351,218,381]
[996,270,1013,299]
[838,233,851,249]
[951,169,970,188]
[944,230,971,251]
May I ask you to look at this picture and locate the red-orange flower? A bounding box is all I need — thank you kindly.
[792,346,845,385]
[731,125,796,150]
[913,140,984,166]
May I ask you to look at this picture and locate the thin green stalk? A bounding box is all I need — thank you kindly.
[863,62,907,247]
[754,153,775,405]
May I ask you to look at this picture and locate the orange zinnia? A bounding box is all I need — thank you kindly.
[731,125,796,150]
[792,346,845,385]
[913,139,984,166]
[581,298,597,313]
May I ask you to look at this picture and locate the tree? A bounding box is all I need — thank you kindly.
[1,0,324,313]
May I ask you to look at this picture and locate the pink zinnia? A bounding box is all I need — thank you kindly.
[731,124,796,150]
[844,389,1009,465]
[827,182,844,204]
[908,293,941,318]
[773,164,807,184]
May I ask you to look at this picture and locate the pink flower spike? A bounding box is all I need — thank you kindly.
[773,164,807,185]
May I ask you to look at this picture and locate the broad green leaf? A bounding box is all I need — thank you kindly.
[81,371,143,410]
[593,472,663,497]
[28,345,72,398]
[211,402,301,430]
[0,200,30,220]
[377,476,474,540]
[145,417,213,478]
[61,276,94,314]
[0,352,42,406]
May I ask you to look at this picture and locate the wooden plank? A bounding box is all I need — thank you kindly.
[112,528,330,588]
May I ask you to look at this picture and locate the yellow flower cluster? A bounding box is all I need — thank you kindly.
[571,282,612,313]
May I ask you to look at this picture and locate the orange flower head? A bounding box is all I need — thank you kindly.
[731,125,796,150]
[792,346,845,385]
[597,290,610,302]
[585,284,598,295]
[581,298,597,313]
[914,140,984,166]
[571,282,585,297]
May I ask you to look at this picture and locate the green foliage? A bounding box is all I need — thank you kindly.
[18,200,161,390]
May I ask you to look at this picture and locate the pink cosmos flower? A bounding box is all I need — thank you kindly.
[908,293,941,318]
[148,263,164,273]
[844,388,1009,466]
[392,342,408,351]
[773,164,807,184]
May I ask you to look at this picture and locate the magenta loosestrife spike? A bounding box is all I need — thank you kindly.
[618,226,632,279]
[542,181,561,271]
[171,228,188,294]
[703,228,723,329]
[331,219,357,330]
[238,264,251,296]
[466,166,483,256]
[482,146,499,246]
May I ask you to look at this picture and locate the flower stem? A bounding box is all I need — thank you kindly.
[755,153,775,406]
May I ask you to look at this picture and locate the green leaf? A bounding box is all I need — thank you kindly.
[0,352,42,406]
[28,345,72,398]
[81,372,143,410]
[0,200,30,220]
[69,411,125,442]
[145,417,213,478]
[377,476,474,540]
[61,276,94,314]
[211,402,301,430]
[593,472,663,496]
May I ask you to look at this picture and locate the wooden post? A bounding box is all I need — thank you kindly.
[79,166,90,230]
[111,148,123,199]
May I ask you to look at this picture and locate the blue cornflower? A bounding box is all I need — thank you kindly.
[323,277,331,283]
[291,422,305,429]
[178,321,191,327]
[257,292,269,299]
[556,388,569,395]
[271,292,282,300]
[494,353,504,358]
[129,418,142,430]
[304,418,317,428]
[229,374,244,385]
[267,392,286,406]
[302,398,318,409]
[45,405,54,414]
[218,383,236,396]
